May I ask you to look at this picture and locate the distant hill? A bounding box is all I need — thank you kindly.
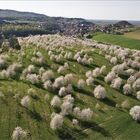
[88,20,118,25]
[89,19,140,26]
[0,9,91,24]
[114,20,133,28]
[130,21,140,26]
[0,9,47,20]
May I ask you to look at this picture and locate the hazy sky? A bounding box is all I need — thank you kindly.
[0,1,140,20]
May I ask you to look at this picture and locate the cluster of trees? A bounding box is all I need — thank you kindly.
[0,23,44,51]
[0,23,47,38]
[0,34,21,51]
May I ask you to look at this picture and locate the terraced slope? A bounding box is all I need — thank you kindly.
[0,35,140,140]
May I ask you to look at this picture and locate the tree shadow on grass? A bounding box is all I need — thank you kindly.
[84,64,95,69]
[27,109,42,122]
[41,63,50,69]
[30,94,40,100]
[126,94,138,101]
[119,74,129,80]
[113,87,138,101]
[54,61,64,65]
[94,80,104,86]
[56,125,88,140]
[73,86,94,97]
[99,109,106,114]
[97,76,104,82]
[92,63,99,67]
[80,120,111,137]
[68,59,77,63]
[101,98,116,107]
[118,108,125,112]
[84,63,99,69]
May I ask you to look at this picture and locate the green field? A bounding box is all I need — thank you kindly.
[93,32,140,50]
[0,42,140,140]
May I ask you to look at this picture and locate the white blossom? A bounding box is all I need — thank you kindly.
[100,65,106,75]
[72,119,78,126]
[93,68,101,78]
[26,74,39,84]
[21,96,30,108]
[73,107,81,116]
[93,85,106,99]
[127,75,136,84]
[130,106,140,121]
[59,87,67,97]
[136,91,140,100]
[110,57,117,65]
[123,84,132,95]
[133,78,140,91]
[44,80,52,90]
[12,127,27,140]
[77,79,86,89]
[80,108,93,121]
[64,73,74,84]
[61,101,73,115]
[105,71,116,84]
[50,114,64,130]
[53,76,65,89]
[111,77,122,90]
[63,95,74,104]
[42,70,54,82]
[27,65,35,73]
[51,96,61,108]
[86,77,94,86]
[85,71,93,78]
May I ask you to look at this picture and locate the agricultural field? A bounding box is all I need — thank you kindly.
[124,27,140,40]
[0,35,139,140]
[93,32,140,50]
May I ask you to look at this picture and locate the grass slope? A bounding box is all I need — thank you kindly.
[124,28,140,40]
[93,33,140,50]
[0,46,140,140]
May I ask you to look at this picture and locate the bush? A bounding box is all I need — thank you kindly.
[130,106,140,121]
[12,127,27,140]
[51,96,61,108]
[93,85,106,99]
[50,114,64,130]
[21,95,30,108]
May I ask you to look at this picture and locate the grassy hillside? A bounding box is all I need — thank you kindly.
[93,33,140,50]
[124,28,140,40]
[0,36,140,140]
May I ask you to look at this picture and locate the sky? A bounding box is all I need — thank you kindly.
[0,0,140,20]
